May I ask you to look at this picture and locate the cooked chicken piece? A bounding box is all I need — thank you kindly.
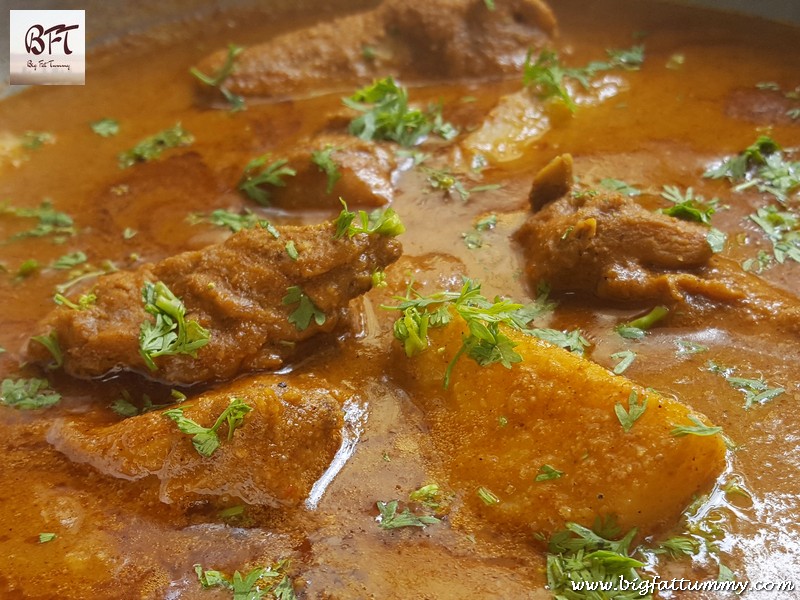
[48,374,346,507]
[516,155,800,332]
[28,219,402,384]
[396,312,727,538]
[269,135,397,210]
[195,0,556,101]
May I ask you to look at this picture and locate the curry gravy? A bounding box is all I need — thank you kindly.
[1,0,799,598]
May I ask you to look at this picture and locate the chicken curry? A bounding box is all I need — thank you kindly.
[1,0,799,598]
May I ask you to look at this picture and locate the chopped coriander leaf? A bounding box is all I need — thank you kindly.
[332,199,405,239]
[423,166,470,201]
[535,464,564,481]
[653,536,699,559]
[546,519,646,600]
[0,346,5,354]
[238,155,296,206]
[90,118,119,137]
[707,227,727,253]
[110,397,139,418]
[189,208,280,237]
[659,185,718,225]
[38,533,57,543]
[385,277,555,387]
[670,415,722,438]
[21,131,54,150]
[707,360,785,409]
[749,205,800,265]
[477,486,501,505]
[164,396,252,457]
[0,200,75,242]
[194,560,294,597]
[675,338,708,356]
[15,259,40,279]
[484,0,496,9]
[462,231,483,249]
[285,240,299,260]
[122,228,137,240]
[344,77,458,146]
[523,49,574,110]
[118,124,194,169]
[189,43,246,111]
[54,260,118,295]
[615,390,648,432]
[475,215,497,230]
[30,331,63,369]
[282,285,325,331]
[615,306,669,339]
[139,281,210,371]
[409,483,447,511]
[611,349,636,374]
[376,500,440,529]
[51,251,87,270]
[529,327,589,356]
[54,291,96,311]
[788,107,800,120]
[1,378,61,410]
[311,145,342,194]
[666,53,685,69]
[600,178,641,197]
[704,135,799,202]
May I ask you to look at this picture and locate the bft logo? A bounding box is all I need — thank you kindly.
[9,10,85,85]
[25,23,80,56]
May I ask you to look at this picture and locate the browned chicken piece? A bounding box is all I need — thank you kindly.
[195,0,556,101]
[28,220,402,384]
[48,374,346,507]
[516,155,800,333]
[270,135,397,210]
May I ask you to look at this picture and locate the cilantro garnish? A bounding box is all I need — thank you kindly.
[652,536,699,560]
[529,327,590,356]
[194,559,296,599]
[30,331,63,369]
[384,278,555,388]
[614,390,648,432]
[611,349,636,374]
[748,205,800,266]
[376,500,440,529]
[189,208,280,236]
[704,136,799,202]
[707,361,785,409]
[674,339,708,357]
[545,518,648,600]
[164,396,252,457]
[477,486,501,505]
[311,145,342,194]
[38,533,57,543]
[615,306,669,340]
[670,415,722,438]
[659,185,718,225]
[190,43,246,112]
[343,77,458,147]
[139,281,210,371]
[51,251,87,270]
[1,377,61,410]
[90,118,119,137]
[600,178,641,197]
[0,200,75,242]
[523,45,645,112]
[118,123,194,169]
[54,291,96,311]
[284,240,299,260]
[21,131,54,150]
[238,155,296,206]
[332,199,405,239]
[282,286,325,331]
[409,483,448,512]
[535,464,564,482]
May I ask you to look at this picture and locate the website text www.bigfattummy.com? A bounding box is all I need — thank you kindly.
[570,575,797,596]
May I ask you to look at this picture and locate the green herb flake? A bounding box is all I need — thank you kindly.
[164,396,252,457]
[376,500,440,529]
[675,339,708,357]
[529,327,590,356]
[535,464,564,482]
[0,200,75,242]
[409,483,446,511]
[659,185,718,225]
[344,77,458,147]
[30,331,63,369]
[670,415,722,438]
[15,258,40,279]
[189,208,279,237]
[282,286,325,331]
[477,486,501,506]
[90,118,119,137]
[614,390,648,432]
[194,559,295,598]
[600,178,641,197]
[21,131,54,150]
[332,199,405,239]
[138,281,210,371]
[484,0,496,9]
[285,240,299,260]
[748,205,800,266]
[118,123,194,169]
[238,155,296,206]
[38,533,57,543]
[707,360,785,409]
[0,378,61,410]
[653,536,699,559]
[189,43,246,112]
[311,145,342,194]
[51,251,87,270]
[611,349,636,374]
[615,306,669,339]
[54,292,96,311]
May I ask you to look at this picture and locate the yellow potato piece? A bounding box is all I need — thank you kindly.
[399,315,727,539]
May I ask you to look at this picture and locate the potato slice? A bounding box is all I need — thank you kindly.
[398,314,727,538]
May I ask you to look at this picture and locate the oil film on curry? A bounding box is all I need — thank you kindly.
[1,0,799,598]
